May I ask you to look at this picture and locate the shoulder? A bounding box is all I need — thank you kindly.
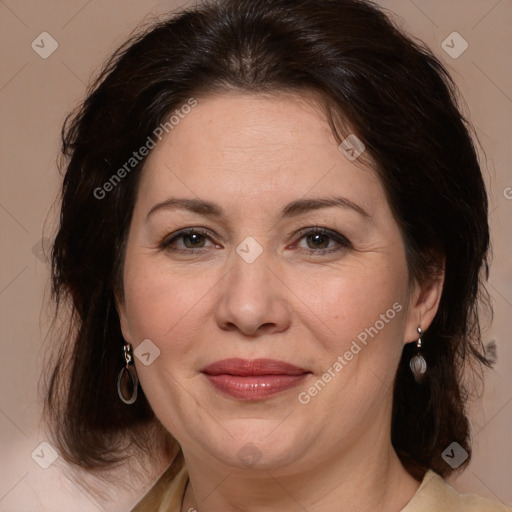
[402,470,512,512]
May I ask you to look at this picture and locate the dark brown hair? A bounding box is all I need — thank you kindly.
[44,0,492,481]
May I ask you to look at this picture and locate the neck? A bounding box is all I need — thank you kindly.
[180,429,420,512]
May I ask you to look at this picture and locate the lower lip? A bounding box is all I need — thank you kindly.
[203,373,309,400]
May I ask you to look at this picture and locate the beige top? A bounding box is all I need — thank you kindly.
[132,459,511,512]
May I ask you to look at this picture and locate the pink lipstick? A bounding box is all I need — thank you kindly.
[201,358,311,400]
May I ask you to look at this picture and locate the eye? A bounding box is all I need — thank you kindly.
[293,227,351,255]
[159,226,351,256]
[159,227,220,253]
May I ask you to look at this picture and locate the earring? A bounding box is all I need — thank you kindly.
[117,342,139,404]
[409,326,427,384]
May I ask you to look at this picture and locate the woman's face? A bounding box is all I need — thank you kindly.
[117,92,434,473]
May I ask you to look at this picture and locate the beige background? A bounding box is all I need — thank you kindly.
[0,0,510,510]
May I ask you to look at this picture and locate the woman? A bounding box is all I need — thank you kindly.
[44,0,511,510]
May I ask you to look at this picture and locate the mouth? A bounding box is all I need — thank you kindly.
[201,358,312,400]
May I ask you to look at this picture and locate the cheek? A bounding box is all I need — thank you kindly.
[123,261,208,344]
[123,249,409,354]
[302,263,409,398]
[121,260,216,426]
[122,253,231,387]
[122,234,410,391]
[294,267,408,417]
[298,258,408,340]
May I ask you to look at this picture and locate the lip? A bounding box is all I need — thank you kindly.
[202,358,309,376]
[201,358,311,400]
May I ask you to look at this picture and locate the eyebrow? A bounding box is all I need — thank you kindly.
[145,196,371,222]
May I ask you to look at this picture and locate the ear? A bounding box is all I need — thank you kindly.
[404,257,445,343]
[114,291,133,344]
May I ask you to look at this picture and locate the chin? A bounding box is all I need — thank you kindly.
[193,425,303,471]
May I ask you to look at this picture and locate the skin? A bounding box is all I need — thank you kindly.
[117,91,445,512]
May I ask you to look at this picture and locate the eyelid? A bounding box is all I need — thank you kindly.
[160,225,352,254]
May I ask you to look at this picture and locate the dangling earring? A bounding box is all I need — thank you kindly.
[409,326,427,384]
[117,342,139,404]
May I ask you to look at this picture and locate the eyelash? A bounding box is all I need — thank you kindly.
[159,226,352,256]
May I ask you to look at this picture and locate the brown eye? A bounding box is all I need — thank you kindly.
[181,232,206,248]
[305,232,331,249]
[160,228,218,253]
[294,227,351,255]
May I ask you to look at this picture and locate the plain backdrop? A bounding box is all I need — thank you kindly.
[0,0,511,510]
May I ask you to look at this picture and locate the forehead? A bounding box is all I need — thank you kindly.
[137,91,383,211]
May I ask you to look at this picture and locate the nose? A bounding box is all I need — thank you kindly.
[214,248,292,337]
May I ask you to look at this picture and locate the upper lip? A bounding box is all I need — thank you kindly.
[201,358,309,376]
